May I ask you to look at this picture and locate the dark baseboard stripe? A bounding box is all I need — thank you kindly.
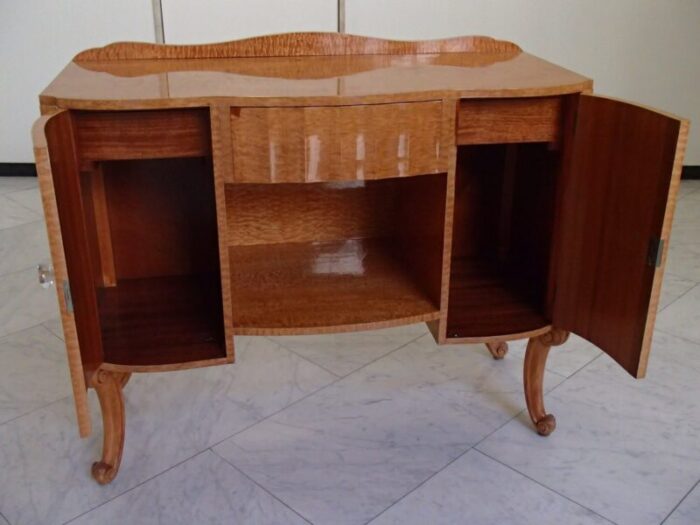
[1,162,699,179]
[683,165,700,180]
[0,163,37,177]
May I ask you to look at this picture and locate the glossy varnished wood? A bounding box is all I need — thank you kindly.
[33,114,92,436]
[229,239,440,335]
[73,109,211,162]
[229,102,444,183]
[91,369,127,484]
[523,328,569,436]
[552,95,687,377]
[40,33,592,111]
[75,33,522,61]
[457,97,562,144]
[226,179,399,246]
[98,275,225,370]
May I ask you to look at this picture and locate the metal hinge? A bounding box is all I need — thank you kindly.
[63,279,74,313]
[647,237,664,268]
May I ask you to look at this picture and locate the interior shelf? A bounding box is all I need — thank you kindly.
[98,274,225,367]
[229,238,441,334]
[446,257,549,338]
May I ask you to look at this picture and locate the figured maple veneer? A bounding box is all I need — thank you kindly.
[229,102,445,183]
[457,97,563,144]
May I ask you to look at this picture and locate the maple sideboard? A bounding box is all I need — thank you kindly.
[32,33,688,484]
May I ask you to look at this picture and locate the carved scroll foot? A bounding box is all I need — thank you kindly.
[486,341,508,360]
[523,328,569,436]
[91,370,128,485]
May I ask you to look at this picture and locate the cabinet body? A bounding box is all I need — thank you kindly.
[33,33,688,483]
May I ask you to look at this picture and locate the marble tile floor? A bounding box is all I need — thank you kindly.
[0,176,699,525]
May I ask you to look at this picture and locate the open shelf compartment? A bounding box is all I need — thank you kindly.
[81,151,226,364]
[226,174,446,334]
[447,143,559,339]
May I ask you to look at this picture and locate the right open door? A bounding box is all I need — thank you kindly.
[552,95,688,378]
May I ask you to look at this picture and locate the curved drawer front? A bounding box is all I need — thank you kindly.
[230,101,444,183]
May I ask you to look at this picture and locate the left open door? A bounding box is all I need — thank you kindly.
[33,111,104,437]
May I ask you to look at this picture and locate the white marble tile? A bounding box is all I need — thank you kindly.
[0,220,50,277]
[0,325,71,424]
[659,273,697,310]
[0,267,59,338]
[677,180,700,200]
[508,334,601,378]
[0,176,37,195]
[0,512,8,525]
[477,331,700,525]
[269,323,429,376]
[369,450,609,525]
[0,193,41,230]
[0,337,334,525]
[665,244,700,282]
[214,335,564,525]
[5,188,44,215]
[657,284,700,344]
[42,317,64,340]
[669,193,700,246]
[70,451,308,525]
[665,481,700,525]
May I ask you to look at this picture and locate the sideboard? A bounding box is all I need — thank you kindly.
[32,33,688,484]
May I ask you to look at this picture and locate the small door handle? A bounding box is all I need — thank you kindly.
[37,263,55,289]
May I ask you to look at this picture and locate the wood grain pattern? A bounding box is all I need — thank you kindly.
[74,33,521,61]
[86,166,116,286]
[98,275,225,370]
[552,95,685,378]
[43,112,105,385]
[226,179,398,246]
[90,369,127,484]
[74,109,211,162]
[229,239,440,335]
[210,105,236,361]
[33,114,92,437]
[230,102,444,183]
[457,97,562,144]
[41,47,591,110]
[523,328,569,436]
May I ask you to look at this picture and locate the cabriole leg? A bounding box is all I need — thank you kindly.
[486,341,508,360]
[91,369,128,484]
[523,328,569,436]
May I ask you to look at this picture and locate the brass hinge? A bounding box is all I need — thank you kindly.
[62,279,74,313]
[647,237,664,268]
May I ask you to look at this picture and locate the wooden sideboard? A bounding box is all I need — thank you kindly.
[33,33,689,485]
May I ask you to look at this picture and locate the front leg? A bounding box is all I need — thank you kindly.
[91,369,128,484]
[486,341,508,360]
[523,328,569,436]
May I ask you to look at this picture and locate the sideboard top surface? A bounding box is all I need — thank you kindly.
[40,33,592,110]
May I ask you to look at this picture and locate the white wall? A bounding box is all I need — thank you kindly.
[0,0,155,163]
[346,0,700,164]
[161,0,337,43]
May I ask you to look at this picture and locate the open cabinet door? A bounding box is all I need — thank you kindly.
[33,111,104,436]
[552,95,688,378]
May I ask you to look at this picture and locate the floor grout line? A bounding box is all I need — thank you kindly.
[61,450,213,525]
[475,449,618,525]
[660,477,700,524]
[210,448,314,525]
[658,282,700,314]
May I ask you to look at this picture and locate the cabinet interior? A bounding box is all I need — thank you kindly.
[447,142,560,339]
[73,111,226,367]
[225,174,447,333]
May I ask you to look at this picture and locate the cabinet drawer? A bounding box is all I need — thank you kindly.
[230,102,445,183]
[457,97,562,145]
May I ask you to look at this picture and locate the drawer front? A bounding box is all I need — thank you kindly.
[230,102,444,183]
[457,97,562,145]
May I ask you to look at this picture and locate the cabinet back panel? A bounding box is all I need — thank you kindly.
[103,158,220,280]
